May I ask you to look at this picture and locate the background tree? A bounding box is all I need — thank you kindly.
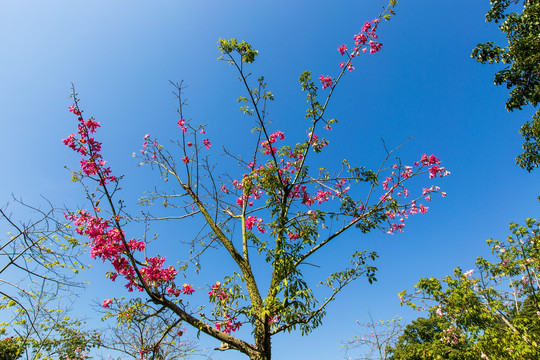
[388,315,477,360]
[62,2,452,360]
[471,0,540,171]
[98,298,208,360]
[0,200,99,359]
[399,218,540,359]
[341,315,404,360]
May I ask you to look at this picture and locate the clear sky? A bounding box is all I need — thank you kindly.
[1,0,538,359]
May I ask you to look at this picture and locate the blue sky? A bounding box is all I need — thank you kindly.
[1,0,538,359]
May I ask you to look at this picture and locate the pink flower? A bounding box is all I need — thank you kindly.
[203,139,211,149]
[369,40,382,54]
[236,197,244,206]
[268,315,280,324]
[144,134,150,140]
[68,104,81,116]
[337,44,347,55]
[245,216,257,231]
[270,131,285,141]
[361,21,371,33]
[245,216,266,234]
[177,119,187,133]
[353,33,367,46]
[182,283,195,295]
[318,75,333,90]
[187,142,193,147]
[182,156,189,164]
[102,299,114,308]
[289,232,300,241]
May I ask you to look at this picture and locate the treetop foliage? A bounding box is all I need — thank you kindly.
[471,0,540,171]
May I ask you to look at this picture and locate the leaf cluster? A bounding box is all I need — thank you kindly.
[471,0,540,171]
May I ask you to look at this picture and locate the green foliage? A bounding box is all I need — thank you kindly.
[471,0,540,171]
[389,316,476,360]
[399,219,540,359]
[0,337,24,360]
[218,38,259,64]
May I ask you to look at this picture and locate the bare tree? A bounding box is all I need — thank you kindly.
[0,198,98,359]
[342,314,404,360]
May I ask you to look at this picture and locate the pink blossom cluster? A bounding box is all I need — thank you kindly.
[177,118,188,133]
[183,283,195,294]
[102,298,114,308]
[318,75,333,89]
[354,19,382,55]
[64,105,195,297]
[268,314,280,325]
[231,175,263,208]
[215,314,242,334]
[330,19,383,85]
[416,154,450,179]
[288,232,300,241]
[166,282,196,297]
[245,216,267,234]
[60,347,88,360]
[380,154,449,234]
[63,104,116,185]
[67,210,182,292]
[140,256,177,286]
[287,178,349,207]
[260,131,285,155]
[226,153,351,213]
[175,118,211,152]
[441,326,465,345]
[208,282,229,302]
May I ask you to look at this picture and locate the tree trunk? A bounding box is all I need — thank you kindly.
[250,320,271,360]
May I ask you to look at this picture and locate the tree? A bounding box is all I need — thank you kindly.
[471,0,540,171]
[0,200,100,359]
[399,218,540,359]
[341,315,404,360]
[388,315,477,360]
[62,2,451,359]
[99,298,208,360]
